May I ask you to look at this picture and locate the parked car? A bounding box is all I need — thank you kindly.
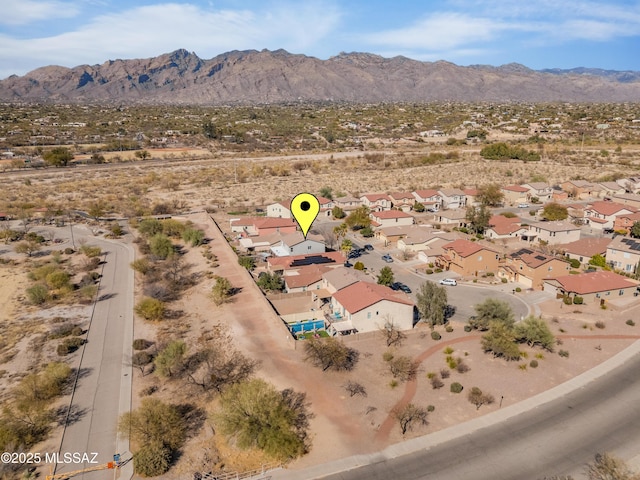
[348,251,361,259]
[518,203,530,208]
[364,244,374,251]
[399,284,412,294]
[390,282,402,291]
[439,278,457,286]
[382,254,394,263]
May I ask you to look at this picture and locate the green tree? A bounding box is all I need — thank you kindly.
[465,205,491,234]
[26,283,49,305]
[319,186,333,200]
[331,206,346,219]
[134,297,166,321]
[154,340,187,378]
[210,276,233,305]
[481,321,521,360]
[238,256,256,270]
[43,147,73,167]
[340,238,353,256]
[589,254,607,268]
[345,206,371,230]
[478,183,504,207]
[256,272,284,292]
[353,261,365,271]
[514,316,555,351]
[630,221,640,239]
[182,228,205,246]
[149,233,174,260]
[360,225,374,237]
[138,218,163,237]
[15,239,41,257]
[304,337,359,372]
[333,222,348,242]
[133,442,171,477]
[413,202,425,212]
[214,379,312,461]
[470,298,515,331]
[542,202,568,221]
[377,266,395,286]
[416,281,448,327]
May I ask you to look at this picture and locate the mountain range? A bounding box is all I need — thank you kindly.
[1,49,639,104]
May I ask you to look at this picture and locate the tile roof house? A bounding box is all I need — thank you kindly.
[270,232,326,257]
[560,180,599,199]
[333,195,361,211]
[614,212,640,234]
[612,193,640,209]
[584,201,636,230]
[557,237,613,265]
[369,210,415,228]
[463,188,481,207]
[230,217,298,237]
[267,251,346,273]
[375,225,420,246]
[597,182,626,197]
[543,271,639,305]
[524,221,581,245]
[412,189,441,210]
[434,209,468,228]
[267,196,334,218]
[397,229,456,252]
[607,236,640,274]
[437,239,500,276]
[321,267,373,293]
[521,182,553,202]
[485,215,528,240]
[359,193,392,212]
[329,281,415,333]
[388,192,416,212]
[501,185,529,206]
[616,177,640,194]
[283,265,332,293]
[499,248,570,289]
[438,188,467,209]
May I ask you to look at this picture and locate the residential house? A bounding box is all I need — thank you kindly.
[499,248,571,289]
[607,236,640,274]
[388,192,416,212]
[614,212,640,234]
[437,239,500,276]
[434,209,468,229]
[329,281,415,333]
[333,195,361,212]
[375,225,418,246]
[557,237,612,266]
[416,239,450,265]
[485,215,528,241]
[267,251,345,273]
[597,182,626,197]
[359,193,392,212]
[612,193,640,209]
[321,267,373,294]
[438,188,467,209]
[616,177,640,193]
[560,180,599,199]
[283,265,331,293]
[524,221,581,245]
[521,182,553,202]
[584,201,636,231]
[369,210,415,228]
[230,217,298,237]
[267,196,334,218]
[543,271,638,305]
[463,188,481,207]
[238,232,284,253]
[397,229,456,252]
[412,189,441,211]
[501,185,529,206]
[552,186,569,202]
[567,203,587,225]
[270,233,326,257]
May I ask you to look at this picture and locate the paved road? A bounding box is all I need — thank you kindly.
[347,242,530,323]
[46,227,134,479]
[276,343,640,480]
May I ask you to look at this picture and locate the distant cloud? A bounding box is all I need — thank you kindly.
[0,0,81,25]
[0,1,342,78]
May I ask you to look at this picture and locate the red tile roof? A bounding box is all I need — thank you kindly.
[502,185,529,193]
[557,238,612,257]
[284,265,332,288]
[332,281,414,314]
[413,189,439,199]
[586,201,636,217]
[546,271,638,295]
[389,192,415,200]
[443,239,496,257]
[254,217,297,229]
[361,193,391,202]
[372,210,414,220]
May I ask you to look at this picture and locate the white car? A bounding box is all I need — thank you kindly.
[439,278,457,286]
[518,203,530,208]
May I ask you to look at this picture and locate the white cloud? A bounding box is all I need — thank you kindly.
[0,0,81,25]
[0,1,342,78]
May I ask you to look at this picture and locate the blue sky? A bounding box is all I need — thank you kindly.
[1,0,639,79]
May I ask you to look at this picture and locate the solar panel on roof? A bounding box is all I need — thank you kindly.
[622,238,633,244]
[290,255,336,267]
[631,244,640,251]
[534,255,547,261]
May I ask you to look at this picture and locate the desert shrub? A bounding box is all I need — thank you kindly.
[26,284,49,305]
[501,278,508,283]
[626,319,635,326]
[431,331,441,341]
[133,440,172,477]
[131,258,152,275]
[382,351,394,362]
[568,258,581,268]
[134,297,166,321]
[456,360,470,374]
[573,296,584,305]
[464,324,472,332]
[78,272,100,287]
[427,405,435,412]
[57,337,85,356]
[388,356,419,381]
[445,325,453,333]
[515,287,522,292]
[440,368,450,379]
[64,247,75,254]
[49,323,76,339]
[443,346,454,355]
[595,321,605,329]
[558,349,570,358]
[450,382,463,393]
[430,376,444,389]
[133,339,153,350]
[529,360,539,368]
[70,326,84,336]
[182,228,205,246]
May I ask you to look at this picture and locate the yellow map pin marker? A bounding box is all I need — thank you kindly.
[291,193,320,239]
